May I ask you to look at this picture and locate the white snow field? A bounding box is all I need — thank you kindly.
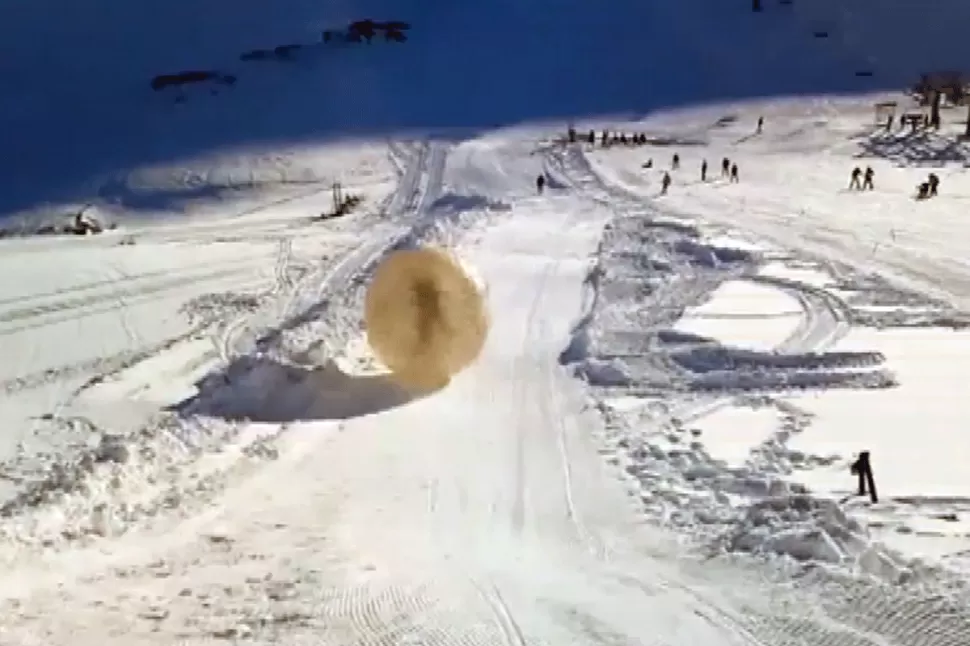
[5,0,970,641]
[578,97,970,580]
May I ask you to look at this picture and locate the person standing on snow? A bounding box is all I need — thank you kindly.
[849,167,862,190]
[730,163,739,183]
[862,166,874,191]
[672,153,680,170]
[701,159,708,182]
[660,171,672,195]
[536,174,546,194]
[721,157,730,177]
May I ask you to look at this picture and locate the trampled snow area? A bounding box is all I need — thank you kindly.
[576,98,970,582]
[6,0,970,641]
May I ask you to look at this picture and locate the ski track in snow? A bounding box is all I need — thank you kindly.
[0,131,968,645]
[541,140,970,645]
[0,136,778,646]
[0,139,448,530]
[7,0,970,638]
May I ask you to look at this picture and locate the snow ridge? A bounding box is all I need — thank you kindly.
[548,141,906,571]
[534,139,970,646]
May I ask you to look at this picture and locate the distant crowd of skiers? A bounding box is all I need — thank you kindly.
[650,155,741,196]
[542,116,945,202]
[566,117,766,149]
[627,118,762,195]
[848,165,942,200]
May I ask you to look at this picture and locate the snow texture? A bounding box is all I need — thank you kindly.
[4,0,970,642]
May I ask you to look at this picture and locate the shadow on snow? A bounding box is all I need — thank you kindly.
[0,0,930,218]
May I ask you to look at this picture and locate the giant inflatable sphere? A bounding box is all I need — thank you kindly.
[364,246,489,392]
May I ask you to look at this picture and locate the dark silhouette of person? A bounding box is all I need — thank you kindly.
[849,167,862,190]
[660,172,671,194]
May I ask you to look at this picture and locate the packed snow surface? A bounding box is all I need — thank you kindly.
[5,0,970,641]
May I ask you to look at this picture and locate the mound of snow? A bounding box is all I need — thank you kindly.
[572,357,633,387]
[721,494,915,583]
[672,238,757,268]
[430,192,511,214]
[559,261,603,365]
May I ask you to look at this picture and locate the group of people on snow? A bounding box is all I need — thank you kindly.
[850,165,943,201]
[656,154,740,195]
[568,127,652,148]
[552,116,948,204]
[848,166,875,191]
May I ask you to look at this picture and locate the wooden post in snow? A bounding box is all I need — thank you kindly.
[850,451,878,503]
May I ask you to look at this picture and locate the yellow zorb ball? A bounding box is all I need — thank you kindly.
[364,246,490,392]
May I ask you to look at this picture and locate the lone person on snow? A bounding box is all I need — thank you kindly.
[701,159,708,182]
[660,171,672,195]
[672,153,680,170]
[536,174,546,194]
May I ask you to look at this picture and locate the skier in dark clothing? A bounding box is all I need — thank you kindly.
[756,116,764,134]
[730,163,739,183]
[660,172,671,195]
[849,167,862,190]
[862,166,874,190]
[672,153,680,170]
[721,157,730,177]
[536,174,546,194]
[928,172,939,196]
[701,160,708,182]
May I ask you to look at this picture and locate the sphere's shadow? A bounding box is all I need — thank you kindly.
[170,355,427,423]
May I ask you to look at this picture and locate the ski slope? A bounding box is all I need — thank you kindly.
[4,0,970,641]
[577,98,970,571]
[2,131,970,645]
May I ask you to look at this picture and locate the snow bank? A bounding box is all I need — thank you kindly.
[559,250,603,367]
[721,494,914,583]
[581,106,970,578]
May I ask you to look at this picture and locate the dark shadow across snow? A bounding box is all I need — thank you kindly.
[170,356,421,423]
[0,0,938,218]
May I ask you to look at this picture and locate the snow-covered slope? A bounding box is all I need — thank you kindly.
[7,0,967,224]
[2,137,968,646]
[571,94,970,581]
[5,0,970,641]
